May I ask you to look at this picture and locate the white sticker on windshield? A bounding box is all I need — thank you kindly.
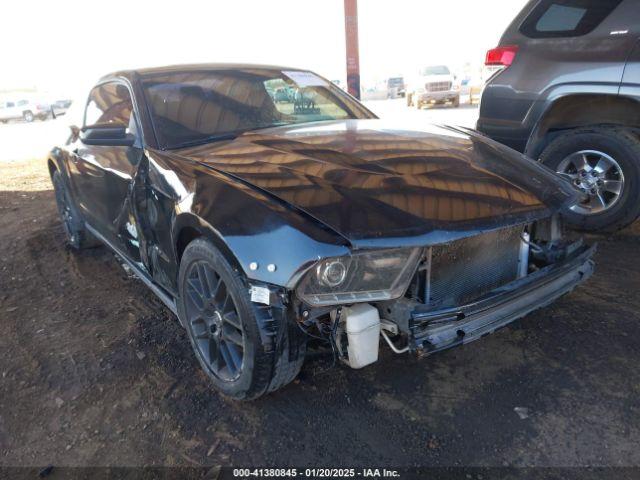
[250,285,271,306]
[283,71,327,88]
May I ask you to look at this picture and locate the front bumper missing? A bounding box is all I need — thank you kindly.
[409,244,596,355]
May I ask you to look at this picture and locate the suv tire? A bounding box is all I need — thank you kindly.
[178,238,306,400]
[52,170,101,249]
[23,111,34,123]
[540,127,640,232]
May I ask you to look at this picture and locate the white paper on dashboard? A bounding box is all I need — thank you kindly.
[283,71,327,88]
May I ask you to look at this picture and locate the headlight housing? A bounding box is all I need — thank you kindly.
[296,248,422,307]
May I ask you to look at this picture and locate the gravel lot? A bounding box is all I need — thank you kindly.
[1,101,640,473]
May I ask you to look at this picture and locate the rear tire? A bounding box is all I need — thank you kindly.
[540,127,640,232]
[52,170,100,249]
[178,238,306,400]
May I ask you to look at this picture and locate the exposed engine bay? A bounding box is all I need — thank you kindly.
[289,216,595,369]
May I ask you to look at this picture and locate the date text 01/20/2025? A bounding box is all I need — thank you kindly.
[232,468,401,478]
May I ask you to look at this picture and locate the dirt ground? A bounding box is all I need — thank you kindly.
[1,158,640,471]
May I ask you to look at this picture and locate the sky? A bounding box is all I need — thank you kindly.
[1,0,528,97]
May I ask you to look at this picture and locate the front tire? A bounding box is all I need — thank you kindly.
[178,238,306,400]
[540,127,640,232]
[23,111,34,123]
[52,170,100,249]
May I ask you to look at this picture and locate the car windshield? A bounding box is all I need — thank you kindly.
[420,66,450,76]
[142,68,375,149]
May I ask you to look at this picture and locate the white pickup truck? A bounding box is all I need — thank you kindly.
[406,65,460,109]
[0,98,53,123]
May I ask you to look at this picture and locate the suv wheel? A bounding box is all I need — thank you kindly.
[178,238,306,400]
[23,111,34,123]
[540,127,640,232]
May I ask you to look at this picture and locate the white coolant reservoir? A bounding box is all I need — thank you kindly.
[344,304,381,369]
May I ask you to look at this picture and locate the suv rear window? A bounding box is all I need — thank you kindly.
[520,0,622,38]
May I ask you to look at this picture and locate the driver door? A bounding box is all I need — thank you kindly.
[68,81,145,264]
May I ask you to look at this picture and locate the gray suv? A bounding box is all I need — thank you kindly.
[477,0,640,232]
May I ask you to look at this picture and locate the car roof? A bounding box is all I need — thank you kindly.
[101,63,307,83]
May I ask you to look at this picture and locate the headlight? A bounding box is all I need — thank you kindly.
[296,248,422,307]
[317,259,350,287]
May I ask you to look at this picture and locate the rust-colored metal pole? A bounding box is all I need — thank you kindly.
[344,0,361,99]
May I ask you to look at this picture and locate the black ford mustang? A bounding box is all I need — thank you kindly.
[48,64,594,399]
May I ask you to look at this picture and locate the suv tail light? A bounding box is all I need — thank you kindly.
[485,45,519,67]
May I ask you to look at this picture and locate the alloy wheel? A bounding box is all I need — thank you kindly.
[184,261,245,381]
[556,150,624,215]
[53,177,76,243]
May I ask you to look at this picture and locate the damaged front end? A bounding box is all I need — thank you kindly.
[290,216,595,368]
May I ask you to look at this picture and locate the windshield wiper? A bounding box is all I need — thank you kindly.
[168,133,239,150]
[166,120,330,150]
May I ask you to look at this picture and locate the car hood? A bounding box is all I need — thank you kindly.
[177,119,578,248]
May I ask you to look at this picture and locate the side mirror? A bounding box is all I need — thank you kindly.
[81,124,136,147]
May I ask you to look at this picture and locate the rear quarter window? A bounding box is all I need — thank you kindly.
[520,0,623,38]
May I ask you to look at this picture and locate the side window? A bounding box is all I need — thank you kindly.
[536,4,587,32]
[17,100,28,107]
[520,0,622,38]
[6,102,15,108]
[84,82,133,127]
